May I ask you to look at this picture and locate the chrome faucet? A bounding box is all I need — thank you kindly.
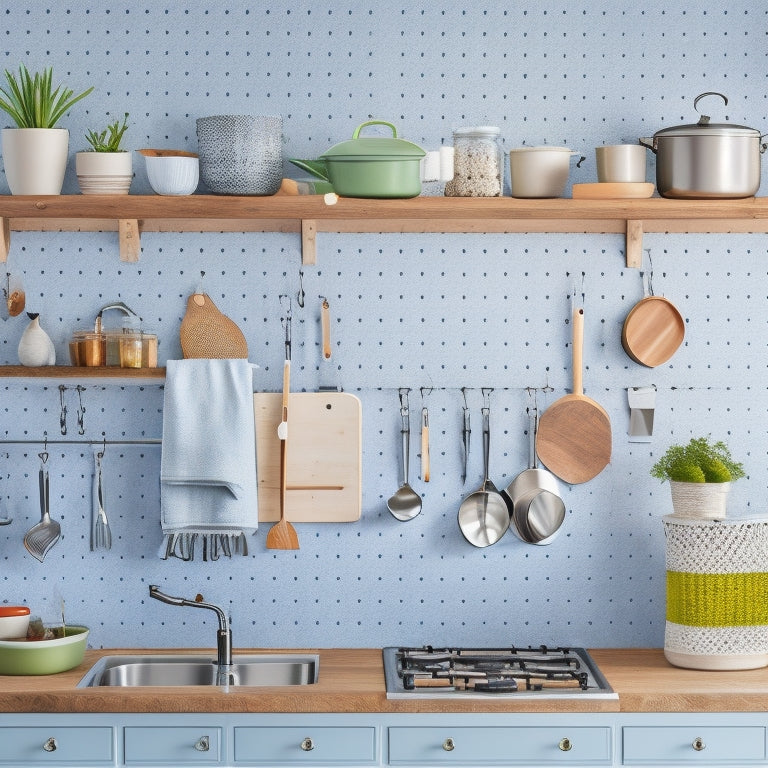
[148,585,232,668]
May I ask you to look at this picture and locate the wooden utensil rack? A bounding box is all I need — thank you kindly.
[2,195,768,268]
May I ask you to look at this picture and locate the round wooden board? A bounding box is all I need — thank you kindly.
[536,395,612,484]
[622,296,685,367]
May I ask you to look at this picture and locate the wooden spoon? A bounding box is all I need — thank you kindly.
[265,358,300,550]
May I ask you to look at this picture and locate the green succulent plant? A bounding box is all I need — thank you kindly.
[650,436,745,483]
[85,113,129,152]
[0,64,93,129]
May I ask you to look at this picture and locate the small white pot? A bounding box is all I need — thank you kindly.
[509,146,579,198]
[669,480,731,520]
[76,151,132,195]
[2,128,69,195]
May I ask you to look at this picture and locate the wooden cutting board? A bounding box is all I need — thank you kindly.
[254,392,362,522]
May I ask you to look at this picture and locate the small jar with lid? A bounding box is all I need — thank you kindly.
[444,126,504,197]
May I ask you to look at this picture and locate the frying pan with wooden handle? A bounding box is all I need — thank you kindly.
[536,307,612,484]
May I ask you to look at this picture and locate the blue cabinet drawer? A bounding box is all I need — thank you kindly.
[124,726,222,765]
[0,726,114,765]
[234,726,378,765]
[623,726,766,764]
[388,726,612,765]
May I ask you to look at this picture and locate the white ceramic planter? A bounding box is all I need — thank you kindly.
[2,128,69,195]
[669,480,731,520]
[75,151,132,195]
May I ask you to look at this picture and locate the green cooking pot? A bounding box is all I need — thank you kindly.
[320,121,425,199]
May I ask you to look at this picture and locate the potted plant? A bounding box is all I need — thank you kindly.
[75,113,132,195]
[0,64,93,195]
[651,436,745,519]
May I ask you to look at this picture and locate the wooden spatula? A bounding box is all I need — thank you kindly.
[266,350,300,550]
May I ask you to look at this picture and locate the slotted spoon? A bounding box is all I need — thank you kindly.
[24,455,61,563]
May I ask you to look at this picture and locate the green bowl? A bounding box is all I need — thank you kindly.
[0,626,89,675]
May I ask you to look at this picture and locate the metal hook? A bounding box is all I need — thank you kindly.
[645,248,655,296]
[38,435,48,465]
[279,294,293,362]
[76,385,86,436]
[58,385,67,436]
[297,269,305,309]
[481,387,493,410]
[97,435,106,460]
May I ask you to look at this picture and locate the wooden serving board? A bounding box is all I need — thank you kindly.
[254,392,362,522]
[572,182,655,199]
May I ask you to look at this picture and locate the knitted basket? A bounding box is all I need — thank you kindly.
[669,480,730,520]
[664,515,768,670]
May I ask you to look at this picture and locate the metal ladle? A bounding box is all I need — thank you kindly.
[387,391,422,521]
[457,406,509,547]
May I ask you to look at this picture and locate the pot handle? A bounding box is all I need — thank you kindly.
[639,137,657,154]
[694,91,728,126]
[352,120,398,139]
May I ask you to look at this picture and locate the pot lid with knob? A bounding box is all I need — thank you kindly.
[651,91,761,139]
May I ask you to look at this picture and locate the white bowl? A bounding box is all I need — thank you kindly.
[143,154,199,196]
[509,146,578,198]
[0,607,30,640]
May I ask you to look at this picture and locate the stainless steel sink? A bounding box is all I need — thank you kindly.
[77,654,319,688]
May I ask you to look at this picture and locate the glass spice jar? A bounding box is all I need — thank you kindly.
[444,126,504,197]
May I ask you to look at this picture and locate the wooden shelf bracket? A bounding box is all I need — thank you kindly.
[118,219,141,262]
[301,219,318,266]
[626,219,644,269]
[0,217,9,263]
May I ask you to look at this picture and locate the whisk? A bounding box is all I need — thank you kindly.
[92,449,111,551]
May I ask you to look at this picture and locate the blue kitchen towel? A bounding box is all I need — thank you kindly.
[160,358,258,560]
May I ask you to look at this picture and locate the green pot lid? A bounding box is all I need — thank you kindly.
[321,120,425,160]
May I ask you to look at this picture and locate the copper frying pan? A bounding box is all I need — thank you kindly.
[536,307,612,484]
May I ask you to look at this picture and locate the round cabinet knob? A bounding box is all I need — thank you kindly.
[559,737,573,752]
[194,736,210,752]
[43,738,58,753]
[443,738,455,752]
[301,737,315,752]
[692,737,706,752]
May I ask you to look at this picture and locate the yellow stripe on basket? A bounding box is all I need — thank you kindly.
[667,571,768,627]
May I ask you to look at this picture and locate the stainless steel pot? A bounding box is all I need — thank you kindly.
[640,92,766,199]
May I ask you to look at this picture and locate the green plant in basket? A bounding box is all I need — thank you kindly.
[651,436,745,483]
[0,64,93,128]
[85,113,129,152]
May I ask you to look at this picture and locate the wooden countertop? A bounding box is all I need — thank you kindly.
[2,648,768,714]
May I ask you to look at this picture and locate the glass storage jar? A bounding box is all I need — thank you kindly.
[444,126,503,197]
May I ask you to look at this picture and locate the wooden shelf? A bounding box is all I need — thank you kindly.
[1,195,768,267]
[0,365,165,381]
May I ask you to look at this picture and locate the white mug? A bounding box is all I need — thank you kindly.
[596,144,647,183]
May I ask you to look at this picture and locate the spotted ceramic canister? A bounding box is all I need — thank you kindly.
[663,515,768,671]
[196,115,283,195]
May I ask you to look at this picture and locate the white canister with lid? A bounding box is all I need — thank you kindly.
[445,126,503,197]
[509,146,580,198]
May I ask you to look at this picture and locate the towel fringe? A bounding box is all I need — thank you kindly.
[160,531,249,562]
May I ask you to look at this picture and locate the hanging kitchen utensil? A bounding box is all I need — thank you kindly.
[92,447,111,551]
[536,306,612,484]
[505,405,565,545]
[621,254,685,368]
[461,389,471,485]
[420,388,431,483]
[5,272,25,317]
[266,308,300,550]
[387,389,422,521]
[457,406,509,547]
[179,285,248,359]
[24,450,61,563]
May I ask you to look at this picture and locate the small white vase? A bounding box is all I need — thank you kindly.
[76,151,132,195]
[669,480,731,520]
[2,128,69,195]
[18,313,56,367]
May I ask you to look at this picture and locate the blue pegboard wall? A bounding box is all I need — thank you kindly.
[0,1,767,651]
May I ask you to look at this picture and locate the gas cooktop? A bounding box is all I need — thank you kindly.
[383,646,617,700]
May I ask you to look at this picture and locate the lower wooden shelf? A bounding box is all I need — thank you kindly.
[0,365,165,381]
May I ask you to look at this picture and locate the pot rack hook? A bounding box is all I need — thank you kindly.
[279,294,292,361]
[38,435,48,465]
[296,269,305,309]
[58,385,67,436]
[76,385,86,436]
[481,387,493,411]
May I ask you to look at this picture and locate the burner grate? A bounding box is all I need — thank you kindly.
[383,646,616,700]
